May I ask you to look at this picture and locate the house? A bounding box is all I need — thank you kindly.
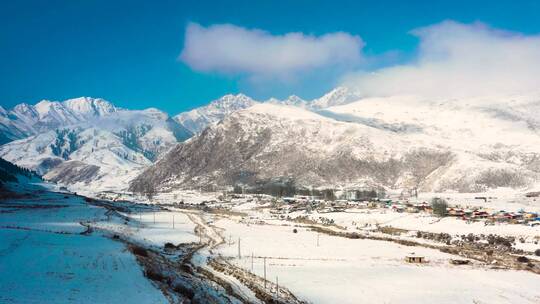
[282,197,296,203]
[524,212,538,220]
[405,255,425,263]
[448,208,464,217]
[391,204,404,213]
[472,210,489,218]
[414,202,431,211]
[406,206,419,213]
[525,191,540,198]
[368,201,379,208]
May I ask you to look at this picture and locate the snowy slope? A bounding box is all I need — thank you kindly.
[0,103,192,192]
[323,94,540,191]
[0,127,150,191]
[132,95,540,193]
[267,95,309,108]
[214,217,540,304]
[0,182,167,303]
[172,88,363,135]
[6,89,540,194]
[0,97,119,141]
[131,103,453,192]
[266,87,361,110]
[310,86,362,109]
[174,94,258,134]
[0,157,42,191]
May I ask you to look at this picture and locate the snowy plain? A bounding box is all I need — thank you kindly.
[0,188,167,304]
[212,216,540,304]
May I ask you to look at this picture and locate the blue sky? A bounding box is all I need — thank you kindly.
[1,0,540,114]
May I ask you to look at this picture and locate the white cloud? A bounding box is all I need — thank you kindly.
[180,23,364,78]
[343,20,540,98]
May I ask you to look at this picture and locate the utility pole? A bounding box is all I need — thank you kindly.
[276,276,279,300]
[172,214,175,229]
[263,257,267,289]
[238,237,241,259]
[251,252,254,272]
[153,212,156,224]
[317,232,320,247]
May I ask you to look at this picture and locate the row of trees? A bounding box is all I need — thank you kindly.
[0,157,41,187]
[232,181,386,201]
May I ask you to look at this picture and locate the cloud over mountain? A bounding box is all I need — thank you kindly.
[180,22,364,79]
[343,21,540,98]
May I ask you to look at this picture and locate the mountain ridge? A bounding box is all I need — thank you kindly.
[130,95,540,194]
[0,98,192,191]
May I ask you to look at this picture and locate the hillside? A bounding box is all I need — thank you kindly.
[0,101,192,192]
[131,96,540,194]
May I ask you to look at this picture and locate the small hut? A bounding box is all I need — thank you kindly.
[405,255,425,263]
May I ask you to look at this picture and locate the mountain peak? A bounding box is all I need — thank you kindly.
[140,107,169,120]
[268,95,307,108]
[311,86,362,109]
[244,102,325,120]
[63,97,117,117]
[174,93,258,134]
[34,99,62,113]
[214,93,255,104]
[206,93,258,112]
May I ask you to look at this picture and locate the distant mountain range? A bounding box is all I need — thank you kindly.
[0,97,117,144]
[4,88,540,194]
[173,87,361,134]
[0,98,191,191]
[0,88,360,192]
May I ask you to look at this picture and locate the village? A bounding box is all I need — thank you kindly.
[197,190,540,228]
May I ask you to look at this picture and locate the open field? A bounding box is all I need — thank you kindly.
[210,215,540,304]
[2,185,539,304]
[0,191,166,304]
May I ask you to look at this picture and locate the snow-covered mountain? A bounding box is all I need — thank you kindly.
[266,87,361,110]
[0,98,192,192]
[173,87,363,135]
[9,88,539,195]
[174,94,258,134]
[131,95,540,194]
[310,86,362,109]
[0,97,119,144]
[267,95,309,108]
[4,91,340,191]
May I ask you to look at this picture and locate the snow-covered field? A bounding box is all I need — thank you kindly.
[291,209,540,238]
[2,180,539,304]
[0,191,167,304]
[94,210,199,247]
[415,190,540,213]
[212,217,540,304]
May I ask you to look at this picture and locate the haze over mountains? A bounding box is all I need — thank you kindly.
[2,88,540,194]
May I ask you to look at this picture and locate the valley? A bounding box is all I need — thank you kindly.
[2,89,540,303]
[4,180,538,303]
